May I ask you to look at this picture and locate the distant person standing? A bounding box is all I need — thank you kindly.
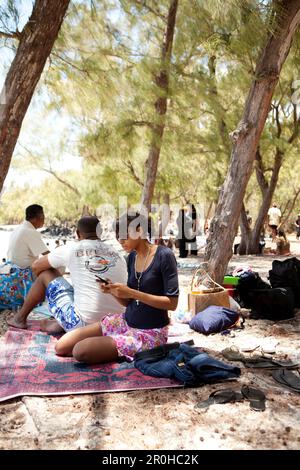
[295,214,300,240]
[176,207,194,258]
[268,203,281,238]
[7,204,49,269]
[189,203,198,256]
[176,208,188,258]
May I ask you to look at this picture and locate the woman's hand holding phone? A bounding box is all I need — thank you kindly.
[95,274,110,284]
[96,277,132,300]
[108,283,132,299]
[95,275,112,293]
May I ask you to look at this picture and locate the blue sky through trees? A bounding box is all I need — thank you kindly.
[0,0,83,190]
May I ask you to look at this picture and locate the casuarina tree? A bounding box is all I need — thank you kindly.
[0,0,70,193]
[205,0,300,283]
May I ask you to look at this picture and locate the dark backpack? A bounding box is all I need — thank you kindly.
[269,257,300,307]
[249,287,295,321]
[237,271,271,309]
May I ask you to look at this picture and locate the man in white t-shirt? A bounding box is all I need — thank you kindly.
[7,204,49,268]
[268,203,282,238]
[7,216,127,333]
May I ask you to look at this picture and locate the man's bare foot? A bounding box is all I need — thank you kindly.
[7,313,27,329]
[39,319,64,334]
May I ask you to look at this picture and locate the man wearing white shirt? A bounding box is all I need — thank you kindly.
[268,203,282,238]
[7,216,127,333]
[7,204,49,268]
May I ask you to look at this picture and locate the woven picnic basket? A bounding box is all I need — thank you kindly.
[188,266,230,315]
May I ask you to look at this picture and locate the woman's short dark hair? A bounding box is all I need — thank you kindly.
[115,212,152,239]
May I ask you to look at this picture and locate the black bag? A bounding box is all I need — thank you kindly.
[237,272,271,309]
[269,257,300,307]
[249,287,295,321]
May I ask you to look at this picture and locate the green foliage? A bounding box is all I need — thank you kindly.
[1,0,300,224]
[0,174,81,224]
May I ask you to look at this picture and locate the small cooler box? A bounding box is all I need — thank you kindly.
[223,276,240,300]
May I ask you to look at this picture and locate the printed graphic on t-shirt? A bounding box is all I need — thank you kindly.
[85,255,117,274]
[74,245,121,274]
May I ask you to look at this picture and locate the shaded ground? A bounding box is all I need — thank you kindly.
[1,250,300,449]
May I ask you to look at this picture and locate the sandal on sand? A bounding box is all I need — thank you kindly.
[194,389,243,411]
[272,369,300,393]
[221,347,245,362]
[244,357,300,369]
[241,385,266,412]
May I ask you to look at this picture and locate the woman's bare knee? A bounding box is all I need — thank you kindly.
[72,342,88,362]
[55,341,72,356]
[72,337,118,363]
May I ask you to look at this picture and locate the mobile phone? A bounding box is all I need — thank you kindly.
[95,274,110,285]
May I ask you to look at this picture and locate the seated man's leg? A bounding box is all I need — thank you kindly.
[7,269,61,329]
[43,276,85,334]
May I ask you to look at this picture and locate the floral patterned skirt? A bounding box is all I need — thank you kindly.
[0,264,34,310]
[101,313,168,361]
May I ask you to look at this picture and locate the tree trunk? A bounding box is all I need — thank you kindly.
[0,0,70,193]
[141,0,178,211]
[238,203,251,255]
[204,0,300,283]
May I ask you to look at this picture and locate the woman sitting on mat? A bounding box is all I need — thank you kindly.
[55,212,179,363]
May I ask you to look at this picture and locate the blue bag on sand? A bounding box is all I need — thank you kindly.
[189,305,240,335]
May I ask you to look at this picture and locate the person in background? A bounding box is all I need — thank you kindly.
[259,232,266,254]
[274,229,291,256]
[295,214,300,240]
[189,203,198,256]
[267,203,281,239]
[7,204,49,269]
[2,205,49,309]
[176,207,191,258]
